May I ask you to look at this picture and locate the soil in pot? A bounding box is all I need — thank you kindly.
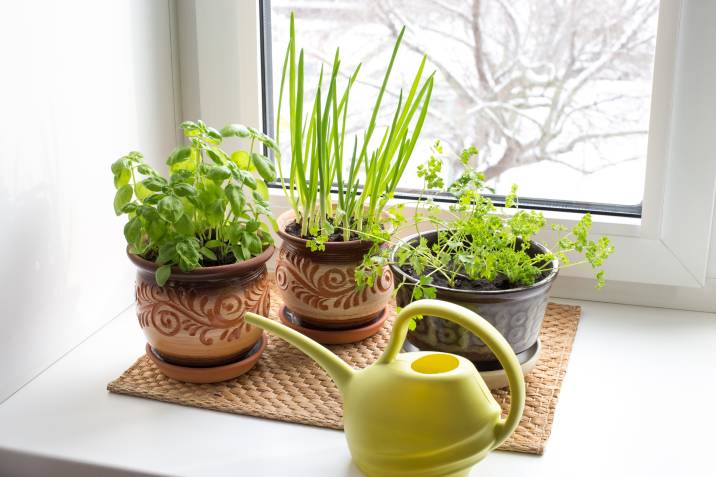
[399,264,517,291]
[142,249,239,267]
[283,218,372,242]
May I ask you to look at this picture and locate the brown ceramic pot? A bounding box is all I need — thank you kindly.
[274,209,393,330]
[128,245,274,367]
[390,231,558,369]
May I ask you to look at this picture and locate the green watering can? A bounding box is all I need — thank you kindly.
[246,299,525,477]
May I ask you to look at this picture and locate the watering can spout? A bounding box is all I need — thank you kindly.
[245,312,354,391]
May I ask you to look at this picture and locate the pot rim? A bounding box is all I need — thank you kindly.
[127,243,275,278]
[389,230,559,295]
[276,209,381,252]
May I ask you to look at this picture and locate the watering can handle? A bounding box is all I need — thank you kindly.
[377,299,526,448]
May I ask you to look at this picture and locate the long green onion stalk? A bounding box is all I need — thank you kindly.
[276,13,434,243]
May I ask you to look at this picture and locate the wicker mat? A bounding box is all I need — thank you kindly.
[108,281,580,455]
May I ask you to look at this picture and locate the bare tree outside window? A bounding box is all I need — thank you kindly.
[269,0,659,205]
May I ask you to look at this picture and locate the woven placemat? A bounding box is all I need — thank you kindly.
[108,280,580,455]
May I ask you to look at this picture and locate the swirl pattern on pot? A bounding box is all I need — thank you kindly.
[275,246,393,327]
[136,269,270,366]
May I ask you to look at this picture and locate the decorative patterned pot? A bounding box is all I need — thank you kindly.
[274,209,393,331]
[127,245,273,367]
[390,231,558,368]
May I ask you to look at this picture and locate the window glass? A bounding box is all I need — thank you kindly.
[267,0,660,207]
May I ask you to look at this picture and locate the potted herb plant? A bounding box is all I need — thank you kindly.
[112,120,279,383]
[273,14,434,343]
[361,143,614,369]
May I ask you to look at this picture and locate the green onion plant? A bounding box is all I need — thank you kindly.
[276,13,434,248]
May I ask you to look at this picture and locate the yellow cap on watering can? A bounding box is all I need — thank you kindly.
[246,299,525,477]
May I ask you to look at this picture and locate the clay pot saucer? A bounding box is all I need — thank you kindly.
[146,333,267,384]
[278,305,390,345]
[402,339,541,390]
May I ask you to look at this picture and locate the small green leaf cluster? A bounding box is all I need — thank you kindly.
[276,13,434,248]
[112,120,279,286]
[416,140,445,190]
[356,145,615,300]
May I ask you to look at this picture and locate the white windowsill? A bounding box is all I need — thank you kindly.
[0,300,714,477]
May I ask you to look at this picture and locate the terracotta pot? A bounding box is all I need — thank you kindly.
[128,245,274,367]
[390,230,558,368]
[274,209,393,330]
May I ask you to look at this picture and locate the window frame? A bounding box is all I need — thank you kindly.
[175,0,716,295]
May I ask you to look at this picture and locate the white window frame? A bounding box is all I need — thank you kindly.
[171,0,716,310]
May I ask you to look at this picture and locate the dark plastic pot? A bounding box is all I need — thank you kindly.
[390,230,558,368]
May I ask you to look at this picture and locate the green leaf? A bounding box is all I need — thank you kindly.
[155,265,171,286]
[113,167,131,188]
[168,153,197,174]
[237,169,257,189]
[242,233,262,255]
[232,244,250,261]
[230,150,251,169]
[136,164,156,176]
[113,185,133,215]
[227,223,243,244]
[138,205,159,220]
[170,169,193,184]
[126,151,144,162]
[207,165,231,182]
[156,243,177,265]
[206,200,226,226]
[174,214,194,235]
[144,193,164,205]
[206,148,227,165]
[205,240,223,248]
[147,219,166,242]
[258,134,280,154]
[255,178,269,200]
[173,183,197,197]
[111,158,129,175]
[200,247,217,261]
[221,124,250,138]
[224,184,245,216]
[206,128,223,144]
[121,203,138,214]
[176,241,201,268]
[167,146,192,165]
[157,195,184,223]
[250,153,276,182]
[252,190,269,207]
[123,217,142,244]
[142,177,167,192]
[459,146,478,165]
[423,286,437,299]
[245,220,260,233]
[134,182,152,201]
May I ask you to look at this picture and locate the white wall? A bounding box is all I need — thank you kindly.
[0,0,179,402]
